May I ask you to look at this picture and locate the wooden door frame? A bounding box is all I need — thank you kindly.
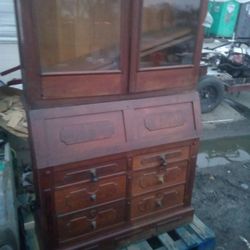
[15,0,131,103]
[129,0,208,93]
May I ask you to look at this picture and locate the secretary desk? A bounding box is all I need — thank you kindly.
[14,0,207,249]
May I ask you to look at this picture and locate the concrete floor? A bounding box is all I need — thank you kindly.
[202,100,245,124]
[196,90,250,249]
[229,91,250,109]
[193,160,250,250]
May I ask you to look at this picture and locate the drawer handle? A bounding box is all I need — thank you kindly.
[160,154,168,167]
[156,198,163,208]
[90,169,99,182]
[157,174,165,184]
[90,194,97,201]
[91,220,97,230]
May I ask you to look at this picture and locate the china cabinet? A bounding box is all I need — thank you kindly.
[14,0,207,249]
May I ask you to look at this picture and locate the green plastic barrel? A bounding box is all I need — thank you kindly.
[207,0,240,38]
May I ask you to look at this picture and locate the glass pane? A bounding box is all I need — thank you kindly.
[36,0,121,73]
[140,0,200,68]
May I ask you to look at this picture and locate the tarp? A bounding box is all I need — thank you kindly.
[0,87,27,138]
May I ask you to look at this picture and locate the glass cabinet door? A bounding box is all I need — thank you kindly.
[19,0,205,101]
[130,0,205,93]
[33,0,129,98]
[140,0,200,68]
[36,0,121,73]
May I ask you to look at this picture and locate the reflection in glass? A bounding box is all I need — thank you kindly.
[140,0,200,68]
[36,0,121,73]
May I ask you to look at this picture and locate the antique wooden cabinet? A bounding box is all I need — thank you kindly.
[15,0,207,249]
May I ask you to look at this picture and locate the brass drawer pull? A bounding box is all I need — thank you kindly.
[157,174,165,184]
[160,154,167,167]
[90,194,97,201]
[90,168,99,182]
[91,220,97,230]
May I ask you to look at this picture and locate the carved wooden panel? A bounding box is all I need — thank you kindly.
[57,201,126,241]
[29,92,201,168]
[130,185,185,219]
[129,102,195,142]
[132,146,190,170]
[54,158,127,187]
[131,161,187,196]
[45,111,126,167]
[55,175,126,214]
[60,120,115,145]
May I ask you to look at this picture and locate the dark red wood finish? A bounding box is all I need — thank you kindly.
[34,137,199,250]
[54,175,126,214]
[27,93,202,250]
[130,185,186,219]
[15,0,207,106]
[129,0,208,94]
[57,200,127,242]
[131,146,190,171]
[15,1,205,249]
[15,0,131,103]
[54,158,127,187]
[131,161,188,195]
[29,92,201,169]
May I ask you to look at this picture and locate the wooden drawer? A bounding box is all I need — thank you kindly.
[54,159,127,187]
[55,175,126,214]
[131,161,187,196]
[130,185,185,219]
[57,201,126,241]
[132,146,190,170]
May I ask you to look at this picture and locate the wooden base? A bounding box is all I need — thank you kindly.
[54,207,194,250]
[122,215,216,250]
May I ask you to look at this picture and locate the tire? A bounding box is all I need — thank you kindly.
[198,76,224,113]
[0,229,18,250]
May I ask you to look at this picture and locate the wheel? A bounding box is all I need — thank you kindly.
[0,229,18,250]
[198,76,224,113]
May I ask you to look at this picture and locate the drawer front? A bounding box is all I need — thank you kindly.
[131,162,187,196]
[132,146,189,170]
[55,175,126,214]
[54,159,127,187]
[130,185,185,219]
[57,201,125,241]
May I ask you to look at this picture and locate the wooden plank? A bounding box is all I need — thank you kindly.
[189,223,207,240]
[174,240,188,250]
[125,216,215,250]
[225,83,250,93]
[141,28,191,52]
[189,216,215,241]
[158,233,178,250]
[155,247,167,250]
[176,227,199,247]
[127,241,153,250]
[140,35,193,58]
[184,225,203,246]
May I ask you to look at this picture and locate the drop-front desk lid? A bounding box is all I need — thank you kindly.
[29,91,201,169]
